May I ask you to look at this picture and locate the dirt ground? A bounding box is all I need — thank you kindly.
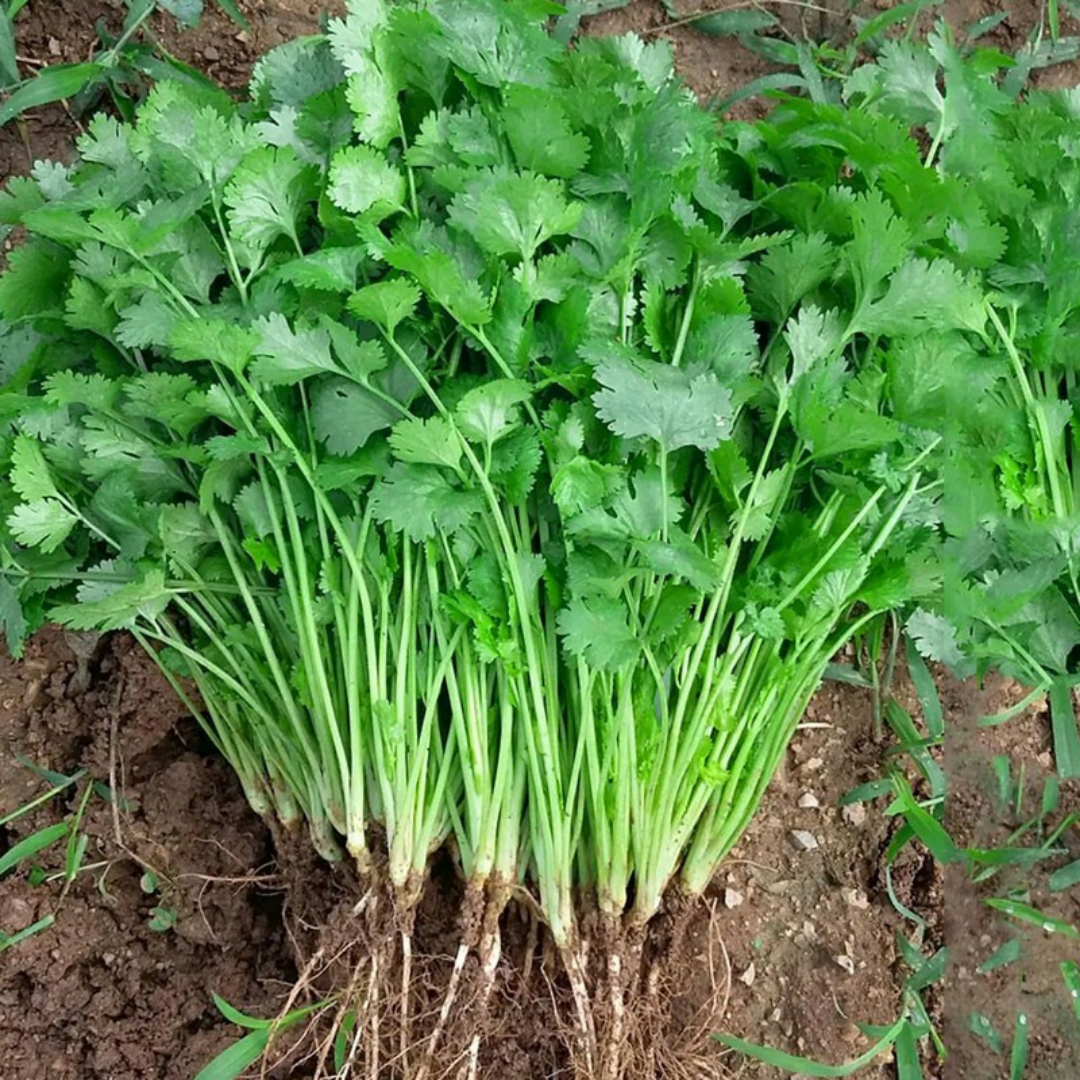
[1,2,1079,1079]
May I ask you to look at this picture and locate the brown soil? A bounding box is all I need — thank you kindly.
[2,2,1080,1079]
[0,631,296,1079]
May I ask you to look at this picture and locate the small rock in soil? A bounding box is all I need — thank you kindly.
[841,802,867,826]
[833,954,856,974]
[204,45,221,61]
[738,961,756,986]
[797,791,820,808]
[724,887,745,909]
[843,887,869,909]
[762,878,796,895]
[801,756,825,771]
[788,829,819,851]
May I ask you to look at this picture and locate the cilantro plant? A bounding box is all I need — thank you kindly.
[824,22,1080,779]
[0,1,944,1074]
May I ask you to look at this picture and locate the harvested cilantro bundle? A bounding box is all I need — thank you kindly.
[0,1,940,1073]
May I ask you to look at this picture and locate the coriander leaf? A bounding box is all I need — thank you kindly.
[311,377,399,455]
[370,462,483,542]
[455,379,531,445]
[328,145,405,220]
[43,372,118,411]
[502,85,590,179]
[225,146,316,252]
[747,233,836,323]
[907,608,966,669]
[52,569,170,631]
[785,305,843,386]
[348,278,420,334]
[557,595,639,670]
[847,190,911,304]
[587,342,733,451]
[170,319,257,375]
[115,292,179,350]
[389,416,462,470]
[853,258,987,338]
[8,499,79,553]
[252,313,340,385]
[278,247,367,293]
[10,435,60,502]
[635,532,720,590]
[551,457,621,515]
[447,169,581,262]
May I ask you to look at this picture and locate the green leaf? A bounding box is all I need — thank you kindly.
[0,822,68,877]
[557,594,639,671]
[588,342,733,452]
[328,144,405,219]
[225,145,316,252]
[389,416,462,471]
[311,377,399,455]
[370,462,483,542]
[1049,859,1080,892]
[455,379,531,445]
[448,170,582,262]
[986,897,1079,939]
[0,10,19,88]
[715,1017,907,1077]
[10,435,59,502]
[7,500,78,553]
[193,1029,271,1080]
[1048,678,1080,780]
[158,0,203,26]
[0,579,27,657]
[1010,1013,1029,1080]
[502,85,590,178]
[977,937,1022,974]
[252,313,339,386]
[0,63,105,127]
[969,1011,1002,1054]
[1063,961,1080,1033]
[348,278,420,334]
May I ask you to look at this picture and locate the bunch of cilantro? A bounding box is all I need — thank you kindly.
[0,0,944,1070]
[819,23,1080,779]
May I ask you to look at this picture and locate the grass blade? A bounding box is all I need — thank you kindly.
[905,635,944,738]
[1049,858,1080,892]
[986,897,1079,939]
[193,1028,271,1080]
[0,9,18,87]
[969,1011,1002,1054]
[0,62,105,126]
[716,1017,906,1076]
[1048,678,1080,779]
[0,913,55,952]
[977,937,1022,974]
[0,821,69,877]
[1010,1013,1029,1080]
[1062,961,1080,1032]
[980,687,1046,727]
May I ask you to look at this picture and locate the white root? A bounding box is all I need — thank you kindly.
[413,940,469,1080]
[565,946,597,1079]
[463,922,503,1080]
[399,929,412,1075]
[366,947,380,1080]
[601,949,625,1080]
